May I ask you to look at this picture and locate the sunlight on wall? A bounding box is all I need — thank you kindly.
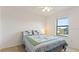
[44,26,50,35]
[41,28,45,34]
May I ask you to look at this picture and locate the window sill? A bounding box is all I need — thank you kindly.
[57,34,68,37]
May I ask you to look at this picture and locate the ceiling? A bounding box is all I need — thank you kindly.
[2,6,72,16]
[18,6,72,16]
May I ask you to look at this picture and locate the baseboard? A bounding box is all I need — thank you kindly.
[69,47,79,51]
[0,44,24,52]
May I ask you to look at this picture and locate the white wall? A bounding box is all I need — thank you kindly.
[0,7,2,48]
[0,7,45,48]
[47,7,79,49]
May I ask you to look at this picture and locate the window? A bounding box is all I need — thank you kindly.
[56,16,69,36]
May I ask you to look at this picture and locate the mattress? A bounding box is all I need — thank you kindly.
[23,35,67,52]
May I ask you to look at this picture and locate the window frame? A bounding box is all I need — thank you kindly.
[56,17,69,36]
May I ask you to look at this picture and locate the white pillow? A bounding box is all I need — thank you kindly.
[33,30,43,35]
[23,30,32,36]
[33,30,39,35]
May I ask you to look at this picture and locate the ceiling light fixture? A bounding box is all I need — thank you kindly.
[41,7,52,12]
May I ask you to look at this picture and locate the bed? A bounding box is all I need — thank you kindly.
[22,30,68,52]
